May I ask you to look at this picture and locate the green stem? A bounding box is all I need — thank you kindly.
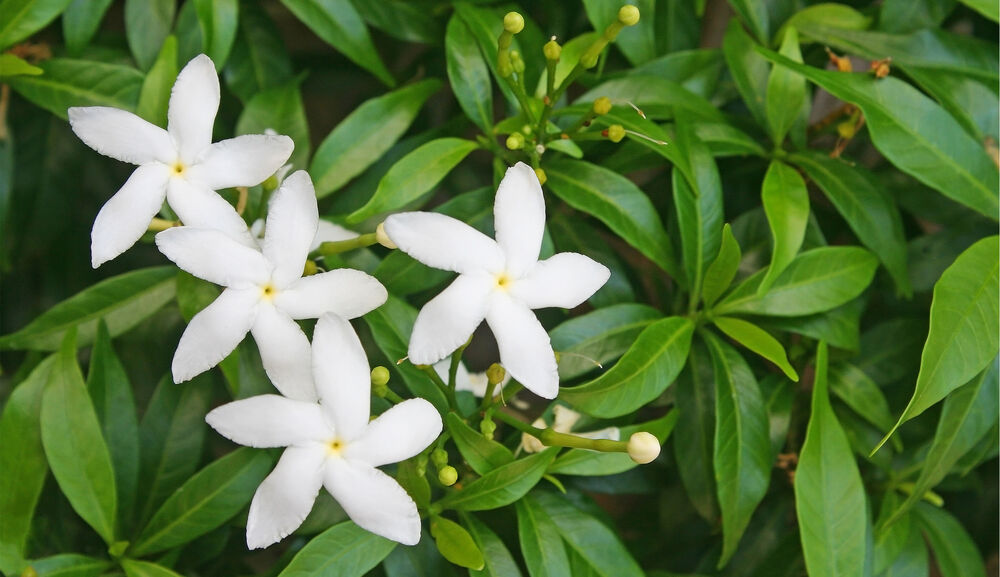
[383,389,405,404]
[506,76,537,125]
[318,232,378,256]
[419,364,457,410]
[491,411,629,452]
[448,339,472,401]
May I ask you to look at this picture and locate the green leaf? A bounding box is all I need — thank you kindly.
[873,492,912,575]
[879,236,999,451]
[224,0,294,101]
[279,0,394,86]
[673,119,723,303]
[713,317,798,381]
[760,49,999,220]
[959,0,999,21]
[194,0,238,68]
[913,503,986,577]
[62,0,114,52]
[462,513,523,577]
[828,363,895,435]
[549,214,637,308]
[727,0,768,43]
[0,0,74,50]
[795,342,868,577]
[132,448,274,555]
[879,0,953,33]
[516,498,571,577]
[0,355,55,559]
[8,58,144,118]
[702,223,742,308]
[560,317,694,418]
[278,521,397,577]
[87,322,140,534]
[121,560,184,577]
[549,304,662,381]
[579,76,724,123]
[546,158,681,280]
[548,412,678,476]
[236,79,310,169]
[762,374,795,460]
[765,27,805,143]
[124,0,175,70]
[714,247,878,317]
[445,413,514,476]
[759,160,809,294]
[0,266,177,350]
[0,53,42,78]
[40,330,117,544]
[694,122,768,158]
[673,338,719,522]
[347,137,477,223]
[705,333,771,568]
[395,459,430,510]
[430,516,484,570]
[445,14,492,133]
[351,0,442,45]
[582,0,656,65]
[24,554,112,577]
[879,518,928,577]
[779,4,871,41]
[722,19,770,130]
[436,449,557,511]
[136,35,178,126]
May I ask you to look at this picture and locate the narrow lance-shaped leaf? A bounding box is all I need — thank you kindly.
[436,449,557,511]
[913,504,986,577]
[713,317,799,381]
[828,363,896,439]
[121,559,185,577]
[194,0,238,68]
[430,516,484,571]
[516,497,572,577]
[235,79,311,169]
[0,0,75,50]
[759,160,809,294]
[445,14,493,133]
[136,35,179,126]
[673,337,719,523]
[224,0,294,101]
[63,0,115,53]
[22,554,112,577]
[549,303,662,381]
[461,513,524,577]
[445,412,514,476]
[765,27,805,144]
[702,223,742,308]
[8,58,144,118]
[277,521,396,577]
[722,19,770,130]
[124,0,175,70]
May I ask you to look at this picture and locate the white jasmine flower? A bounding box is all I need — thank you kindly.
[156,170,387,400]
[432,360,511,397]
[520,404,620,453]
[69,54,293,267]
[250,218,358,252]
[384,162,610,399]
[206,313,443,548]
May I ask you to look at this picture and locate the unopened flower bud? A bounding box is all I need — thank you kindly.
[544,37,562,61]
[627,432,660,464]
[534,168,547,185]
[438,465,458,486]
[503,12,524,34]
[302,259,318,277]
[535,143,545,155]
[480,418,497,438]
[486,363,506,385]
[415,454,428,476]
[511,50,525,74]
[836,120,857,139]
[826,48,852,72]
[371,366,390,387]
[19,567,38,577]
[506,132,525,150]
[592,97,612,115]
[376,222,397,249]
[431,448,449,467]
[618,5,640,26]
[262,174,279,192]
[606,124,626,142]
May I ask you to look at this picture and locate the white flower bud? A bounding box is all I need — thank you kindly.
[376,222,397,249]
[627,432,660,464]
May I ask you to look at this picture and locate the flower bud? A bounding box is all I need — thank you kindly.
[592,96,612,115]
[480,418,497,438]
[511,50,525,74]
[606,124,626,143]
[415,454,428,476]
[544,37,562,61]
[262,174,279,192]
[627,432,660,464]
[503,12,524,34]
[376,222,397,249]
[438,465,458,486]
[431,448,449,467]
[534,168,547,185]
[836,120,857,140]
[618,4,640,26]
[506,132,525,150]
[370,366,390,387]
[487,363,506,385]
[19,567,38,577]
[870,58,891,78]
[302,259,318,277]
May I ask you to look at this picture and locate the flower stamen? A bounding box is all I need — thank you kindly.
[495,273,512,291]
[260,283,277,299]
[170,161,186,176]
[326,439,345,455]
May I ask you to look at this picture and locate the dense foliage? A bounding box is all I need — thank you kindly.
[0,1,998,576]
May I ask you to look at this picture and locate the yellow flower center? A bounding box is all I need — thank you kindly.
[327,439,345,455]
[495,273,512,291]
[260,283,277,299]
[171,161,186,176]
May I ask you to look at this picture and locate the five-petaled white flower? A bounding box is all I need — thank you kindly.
[384,162,610,399]
[155,170,387,400]
[69,54,293,267]
[206,313,443,548]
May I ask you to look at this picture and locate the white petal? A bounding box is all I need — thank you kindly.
[577,426,621,442]
[324,459,421,546]
[275,269,387,320]
[155,227,270,288]
[206,395,331,448]
[345,399,442,467]
[251,304,316,402]
[510,252,610,309]
[166,178,255,246]
[408,273,492,365]
[91,163,170,268]
[172,287,259,383]
[383,212,504,274]
[247,446,326,549]
[432,360,474,393]
[312,221,358,250]
[494,162,546,277]
[312,314,371,441]
[485,295,558,399]
[551,404,582,432]
[168,54,220,163]
[260,171,318,288]
[68,107,176,165]
[187,134,294,190]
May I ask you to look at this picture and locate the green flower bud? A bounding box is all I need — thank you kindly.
[431,448,449,467]
[487,363,506,386]
[534,168,547,186]
[511,50,525,74]
[438,465,459,486]
[371,366,390,387]
[506,132,525,150]
[302,259,318,277]
[543,37,562,61]
[618,4,641,26]
[262,174,279,192]
[415,454,428,476]
[480,418,497,439]
[503,12,524,34]
[19,567,38,577]
[606,124,626,143]
[592,96,612,115]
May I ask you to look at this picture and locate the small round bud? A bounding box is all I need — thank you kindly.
[480,418,497,438]
[627,432,660,464]
[376,222,397,249]
[521,124,533,136]
[262,174,279,192]
[836,120,857,140]
[438,465,458,486]
[431,448,448,467]
[607,124,626,143]
[535,143,546,155]
[302,259,318,277]
[534,168,547,186]
[370,366,390,387]
[503,12,524,34]
[20,567,39,577]
[506,132,525,150]
[592,96,612,115]
[544,37,562,61]
[486,363,506,385]
[618,4,640,26]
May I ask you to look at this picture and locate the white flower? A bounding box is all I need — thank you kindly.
[155,170,387,400]
[206,313,443,548]
[251,218,358,252]
[432,360,511,397]
[69,54,293,267]
[384,162,610,399]
[520,404,620,453]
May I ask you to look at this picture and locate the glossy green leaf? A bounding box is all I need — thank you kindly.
[395,459,430,510]
[278,521,396,577]
[880,0,954,33]
[436,449,557,511]
[759,298,865,352]
[194,0,238,68]
[879,519,928,577]
[702,223,742,307]
[430,516,484,570]
[548,411,678,476]
[779,4,871,40]
[765,27,805,143]
[674,338,719,522]
[121,559,184,577]
[560,317,693,418]
[673,119,723,303]
[727,0,768,43]
[445,413,514,476]
[0,53,42,78]
[579,76,724,123]
[873,492,912,575]
[445,14,492,132]
[828,363,895,435]
[715,247,878,317]
[348,137,477,223]
[516,497,571,577]
[224,0,294,101]
[959,0,999,21]
[694,122,768,158]
[759,160,809,294]
[0,0,74,50]
[351,0,442,45]
[462,513,523,577]
[722,19,770,130]
[124,0,175,70]
[549,304,662,381]
[280,0,394,86]
[8,58,144,118]
[913,503,986,577]
[761,374,794,459]
[713,317,798,381]
[549,214,637,307]
[236,79,310,169]
[62,0,114,52]
[136,35,178,126]
[24,554,112,577]
[40,330,117,544]
[705,333,771,567]
[0,266,176,350]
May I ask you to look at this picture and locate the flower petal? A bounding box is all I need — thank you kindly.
[383,212,503,274]
[187,134,294,190]
[510,252,610,309]
[324,458,421,546]
[251,304,316,402]
[91,163,170,268]
[68,107,175,165]
[166,178,255,246]
[260,171,318,288]
[494,162,546,277]
[408,273,492,365]
[172,287,258,383]
[275,269,387,320]
[345,399,442,467]
[168,54,220,163]
[155,227,270,288]
[313,221,358,249]
[247,445,326,549]
[312,314,371,441]
[485,294,558,399]
[206,395,331,447]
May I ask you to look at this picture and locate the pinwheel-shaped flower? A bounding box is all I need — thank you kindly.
[156,170,386,400]
[206,313,442,548]
[69,54,293,267]
[384,162,610,398]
